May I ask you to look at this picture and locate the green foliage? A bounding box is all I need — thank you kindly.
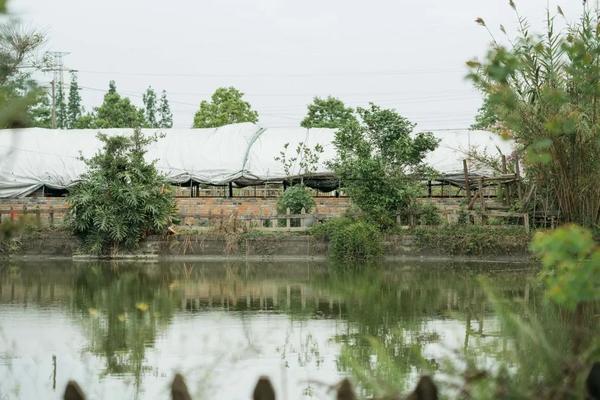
[301,96,357,129]
[66,72,83,129]
[331,103,439,228]
[67,128,178,254]
[418,203,442,225]
[311,217,383,262]
[55,82,67,128]
[193,87,258,128]
[0,21,48,128]
[158,90,173,128]
[274,141,324,178]
[469,7,600,227]
[277,185,315,214]
[531,225,600,310]
[142,86,157,128]
[77,81,145,129]
[413,225,530,256]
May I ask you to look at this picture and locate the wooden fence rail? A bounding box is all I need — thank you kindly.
[63,374,439,400]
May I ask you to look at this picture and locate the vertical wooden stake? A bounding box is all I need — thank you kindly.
[286,208,291,229]
[171,373,192,400]
[253,376,276,400]
[463,160,471,203]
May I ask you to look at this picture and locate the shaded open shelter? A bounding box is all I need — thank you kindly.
[0,123,514,198]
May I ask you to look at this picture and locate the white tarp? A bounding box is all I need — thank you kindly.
[0,123,514,198]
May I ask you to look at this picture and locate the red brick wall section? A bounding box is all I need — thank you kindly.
[0,197,352,226]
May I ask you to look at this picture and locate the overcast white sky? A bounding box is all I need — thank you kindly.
[9,0,585,130]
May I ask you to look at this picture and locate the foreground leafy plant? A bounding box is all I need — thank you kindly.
[311,217,382,262]
[68,129,177,254]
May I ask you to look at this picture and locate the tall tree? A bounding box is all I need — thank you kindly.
[469,6,600,227]
[301,96,357,129]
[55,82,67,129]
[29,90,52,128]
[193,87,258,128]
[158,90,173,128]
[0,21,46,128]
[142,86,158,128]
[67,72,83,128]
[79,81,145,129]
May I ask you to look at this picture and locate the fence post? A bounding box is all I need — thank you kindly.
[63,380,86,400]
[523,213,530,234]
[35,205,41,226]
[49,206,55,227]
[286,208,291,229]
[171,374,192,400]
[337,379,357,400]
[463,159,471,203]
[253,376,276,400]
[478,177,485,211]
[300,207,306,228]
[9,206,14,222]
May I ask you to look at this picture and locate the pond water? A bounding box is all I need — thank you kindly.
[0,260,536,399]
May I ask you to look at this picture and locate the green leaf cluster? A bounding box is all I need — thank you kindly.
[531,224,600,310]
[277,185,315,214]
[469,6,600,227]
[301,96,357,129]
[67,129,178,254]
[193,87,258,128]
[331,104,439,228]
[311,217,383,262]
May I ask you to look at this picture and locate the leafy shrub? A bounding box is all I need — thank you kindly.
[418,203,442,225]
[277,185,315,214]
[68,129,178,254]
[311,218,382,262]
[413,225,530,256]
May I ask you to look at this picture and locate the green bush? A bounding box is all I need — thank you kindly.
[311,218,383,262]
[277,185,315,214]
[413,225,530,256]
[68,129,178,254]
[418,203,442,225]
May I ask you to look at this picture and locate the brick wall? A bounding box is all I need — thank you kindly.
[0,196,352,226]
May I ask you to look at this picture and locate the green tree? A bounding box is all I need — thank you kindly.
[67,128,178,254]
[301,96,357,129]
[158,90,173,128]
[193,86,258,128]
[0,21,47,128]
[142,86,157,128]
[468,5,600,227]
[29,89,52,128]
[79,81,145,129]
[331,104,438,227]
[55,82,67,129]
[66,72,82,128]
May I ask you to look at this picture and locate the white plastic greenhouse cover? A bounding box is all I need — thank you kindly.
[0,123,514,198]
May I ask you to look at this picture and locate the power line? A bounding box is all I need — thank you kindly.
[75,66,465,79]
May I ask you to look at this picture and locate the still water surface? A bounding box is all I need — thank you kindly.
[0,260,535,399]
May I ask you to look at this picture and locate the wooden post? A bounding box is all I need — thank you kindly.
[515,156,523,201]
[286,208,291,229]
[49,206,55,227]
[523,213,530,234]
[337,379,357,400]
[9,206,14,222]
[300,207,306,228]
[253,377,276,400]
[479,177,485,211]
[63,381,86,400]
[428,180,432,197]
[463,160,471,203]
[171,374,192,400]
[35,206,41,226]
[228,182,234,198]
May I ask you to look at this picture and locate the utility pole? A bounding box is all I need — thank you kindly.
[44,51,71,129]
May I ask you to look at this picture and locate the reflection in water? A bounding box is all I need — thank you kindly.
[0,260,537,399]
